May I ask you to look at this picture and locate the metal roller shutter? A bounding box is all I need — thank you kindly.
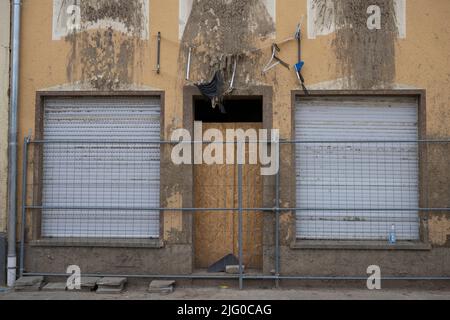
[295,96,420,241]
[42,97,161,239]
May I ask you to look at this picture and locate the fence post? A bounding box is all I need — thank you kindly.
[275,140,281,288]
[238,163,244,290]
[19,136,30,278]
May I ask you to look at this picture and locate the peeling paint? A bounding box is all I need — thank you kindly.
[63,0,147,90]
[307,0,406,39]
[53,0,149,40]
[66,29,139,90]
[307,0,336,39]
[179,0,276,40]
[179,0,276,86]
[164,193,183,241]
[331,0,398,89]
[38,82,162,92]
[429,216,450,246]
[308,79,421,90]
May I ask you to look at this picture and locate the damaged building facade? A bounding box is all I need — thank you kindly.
[2,0,450,286]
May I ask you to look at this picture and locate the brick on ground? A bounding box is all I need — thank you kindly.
[80,277,101,291]
[226,265,245,274]
[148,280,176,294]
[14,276,45,292]
[97,277,127,287]
[96,277,127,294]
[42,282,67,292]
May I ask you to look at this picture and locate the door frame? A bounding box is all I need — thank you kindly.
[182,85,274,272]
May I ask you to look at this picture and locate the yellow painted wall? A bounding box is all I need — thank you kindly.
[16,0,450,243]
[0,0,11,233]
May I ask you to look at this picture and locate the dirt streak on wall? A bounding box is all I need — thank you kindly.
[331,0,398,89]
[429,215,450,247]
[81,0,145,32]
[179,0,276,86]
[65,0,145,90]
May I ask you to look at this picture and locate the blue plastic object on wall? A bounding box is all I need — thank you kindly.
[295,61,305,73]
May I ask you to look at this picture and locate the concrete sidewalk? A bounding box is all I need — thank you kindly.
[1,287,450,300]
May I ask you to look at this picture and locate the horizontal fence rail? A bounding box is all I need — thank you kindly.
[20,139,450,288]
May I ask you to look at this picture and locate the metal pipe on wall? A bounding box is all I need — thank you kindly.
[275,143,281,288]
[21,272,450,282]
[7,0,22,287]
[156,32,161,74]
[19,137,29,278]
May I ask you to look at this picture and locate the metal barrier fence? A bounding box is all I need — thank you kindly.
[19,138,450,288]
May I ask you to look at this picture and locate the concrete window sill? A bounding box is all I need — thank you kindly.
[30,238,164,249]
[291,240,432,251]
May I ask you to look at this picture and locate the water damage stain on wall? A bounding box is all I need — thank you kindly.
[180,0,276,86]
[60,0,148,90]
[310,0,399,89]
[334,0,397,89]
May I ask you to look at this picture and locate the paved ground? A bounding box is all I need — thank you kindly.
[1,286,450,300]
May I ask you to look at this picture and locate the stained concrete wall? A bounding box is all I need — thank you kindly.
[0,0,11,234]
[15,0,450,277]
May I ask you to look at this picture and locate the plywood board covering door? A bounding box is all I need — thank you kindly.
[194,123,263,270]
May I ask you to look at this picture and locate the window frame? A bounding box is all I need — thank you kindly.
[32,90,165,245]
[290,90,429,248]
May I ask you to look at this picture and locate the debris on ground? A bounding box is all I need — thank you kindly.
[148,280,176,295]
[80,277,102,292]
[226,265,245,274]
[96,277,127,294]
[207,254,239,273]
[14,276,45,292]
[42,283,67,292]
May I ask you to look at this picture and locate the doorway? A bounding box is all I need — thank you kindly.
[193,97,264,270]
